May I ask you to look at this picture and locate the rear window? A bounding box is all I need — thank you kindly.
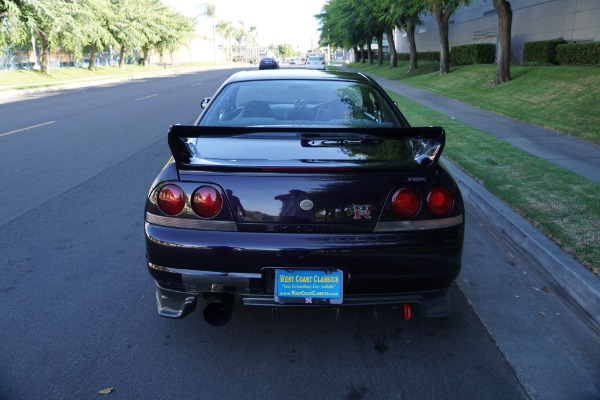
[198,80,402,128]
[309,56,323,62]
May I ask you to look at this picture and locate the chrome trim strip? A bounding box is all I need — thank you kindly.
[146,212,462,233]
[150,263,259,293]
[374,215,463,232]
[148,262,260,280]
[146,212,238,231]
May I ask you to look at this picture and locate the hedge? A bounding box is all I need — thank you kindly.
[396,45,495,65]
[450,43,496,65]
[419,51,440,62]
[523,38,567,64]
[556,41,600,65]
[397,51,440,62]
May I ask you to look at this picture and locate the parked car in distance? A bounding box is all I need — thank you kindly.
[259,57,279,70]
[306,55,326,70]
[144,69,464,326]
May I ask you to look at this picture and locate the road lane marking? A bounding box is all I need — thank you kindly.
[190,82,203,87]
[135,94,158,101]
[0,121,56,138]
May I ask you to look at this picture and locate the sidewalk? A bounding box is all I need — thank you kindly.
[366,72,600,333]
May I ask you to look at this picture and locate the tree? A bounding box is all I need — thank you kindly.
[215,20,234,61]
[0,0,29,51]
[278,43,295,60]
[373,0,399,68]
[76,0,115,70]
[0,1,20,29]
[425,0,470,74]
[375,29,384,66]
[396,1,423,72]
[149,1,194,65]
[384,24,398,68]
[34,1,81,74]
[493,0,512,83]
[1,0,194,71]
[108,0,145,68]
[382,0,424,72]
[0,0,79,74]
[316,0,349,57]
[247,25,257,63]
[233,20,247,61]
[358,0,383,66]
[200,3,216,62]
[316,0,371,63]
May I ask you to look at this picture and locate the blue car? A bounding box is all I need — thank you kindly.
[258,57,279,70]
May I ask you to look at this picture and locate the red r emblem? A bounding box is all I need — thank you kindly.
[354,209,371,219]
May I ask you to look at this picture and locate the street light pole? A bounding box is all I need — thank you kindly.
[30,26,40,70]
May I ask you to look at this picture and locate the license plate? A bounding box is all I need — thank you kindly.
[274,269,343,304]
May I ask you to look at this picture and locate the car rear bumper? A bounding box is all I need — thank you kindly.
[146,221,463,318]
[154,280,452,319]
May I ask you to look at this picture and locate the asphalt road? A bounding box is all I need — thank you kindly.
[0,67,596,400]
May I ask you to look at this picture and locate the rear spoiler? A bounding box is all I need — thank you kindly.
[168,125,446,170]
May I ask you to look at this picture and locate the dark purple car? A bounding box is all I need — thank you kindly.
[145,70,464,325]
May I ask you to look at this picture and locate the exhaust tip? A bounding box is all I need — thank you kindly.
[202,294,234,326]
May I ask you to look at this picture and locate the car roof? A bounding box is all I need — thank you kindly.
[223,69,374,85]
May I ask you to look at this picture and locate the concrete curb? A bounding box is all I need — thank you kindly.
[443,158,600,334]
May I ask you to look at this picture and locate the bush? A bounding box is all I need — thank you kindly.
[396,51,439,62]
[450,43,496,65]
[523,38,567,64]
[419,51,440,62]
[557,41,600,65]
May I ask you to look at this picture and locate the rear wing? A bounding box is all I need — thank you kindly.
[168,125,446,171]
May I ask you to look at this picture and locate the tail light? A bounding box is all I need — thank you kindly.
[427,186,453,216]
[192,186,223,218]
[391,187,421,218]
[158,184,185,215]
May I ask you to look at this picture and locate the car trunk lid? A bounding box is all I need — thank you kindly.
[169,125,445,171]
[170,125,446,226]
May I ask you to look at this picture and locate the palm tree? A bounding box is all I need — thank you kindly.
[248,25,257,63]
[200,3,216,62]
[215,20,233,61]
[234,20,246,62]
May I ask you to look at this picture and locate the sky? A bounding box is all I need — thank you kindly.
[164,0,327,51]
